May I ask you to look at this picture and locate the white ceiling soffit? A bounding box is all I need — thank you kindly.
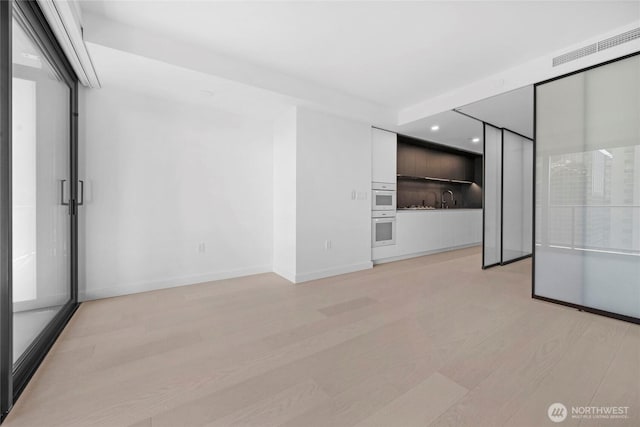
[78,0,639,119]
[394,110,483,154]
[37,0,100,87]
[456,86,533,139]
[86,42,295,121]
[398,17,640,126]
[80,11,394,126]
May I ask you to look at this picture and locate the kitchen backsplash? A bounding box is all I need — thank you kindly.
[397,179,482,209]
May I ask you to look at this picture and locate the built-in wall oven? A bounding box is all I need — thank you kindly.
[372,211,396,247]
[372,182,396,211]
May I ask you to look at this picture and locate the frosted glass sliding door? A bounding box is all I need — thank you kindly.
[483,124,502,268]
[534,53,640,321]
[502,130,533,263]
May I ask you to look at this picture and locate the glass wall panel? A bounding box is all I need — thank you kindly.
[502,130,533,262]
[12,12,71,363]
[535,54,640,320]
[483,124,502,267]
[1,2,78,416]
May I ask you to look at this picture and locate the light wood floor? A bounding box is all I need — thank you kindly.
[4,247,639,426]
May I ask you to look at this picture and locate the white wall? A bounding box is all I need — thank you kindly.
[272,108,297,282]
[295,108,372,282]
[78,86,273,300]
[271,107,373,283]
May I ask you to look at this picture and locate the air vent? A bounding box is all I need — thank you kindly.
[552,43,597,66]
[598,27,640,51]
[552,27,640,67]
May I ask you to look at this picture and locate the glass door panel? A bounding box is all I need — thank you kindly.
[502,130,533,263]
[11,14,71,364]
[483,124,502,268]
[535,54,640,321]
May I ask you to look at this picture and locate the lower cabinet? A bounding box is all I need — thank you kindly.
[372,209,482,263]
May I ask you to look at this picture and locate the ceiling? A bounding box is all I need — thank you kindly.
[79,1,640,110]
[396,84,535,152]
[86,42,293,122]
[457,86,534,138]
[394,110,483,154]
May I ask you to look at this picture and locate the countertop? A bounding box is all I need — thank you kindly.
[397,208,482,212]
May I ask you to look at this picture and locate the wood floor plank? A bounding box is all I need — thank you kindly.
[428,311,594,427]
[126,418,151,427]
[206,379,329,427]
[318,297,378,316]
[580,325,640,426]
[504,316,629,427]
[279,356,439,427]
[3,246,638,427]
[439,301,569,389]
[353,372,468,427]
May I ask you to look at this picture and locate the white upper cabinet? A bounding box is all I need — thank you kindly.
[371,128,397,184]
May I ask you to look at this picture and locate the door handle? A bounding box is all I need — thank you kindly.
[60,179,69,206]
[61,179,84,209]
[78,180,84,206]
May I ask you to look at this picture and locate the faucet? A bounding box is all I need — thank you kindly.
[441,190,454,209]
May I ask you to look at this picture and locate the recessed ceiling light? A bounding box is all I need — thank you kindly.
[471,137,480,143]
[430,125,439,131]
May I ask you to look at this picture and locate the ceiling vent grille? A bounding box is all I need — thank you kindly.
[598,27,640,51]
[552,27,640,67]
[552,43,597,66]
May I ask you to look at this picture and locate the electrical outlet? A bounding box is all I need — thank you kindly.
[352,191,367,200]
[324,240,332,250]
[198,242,206,253]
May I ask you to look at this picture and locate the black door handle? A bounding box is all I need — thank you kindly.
[78,180,84,206]
[60,179,69,206]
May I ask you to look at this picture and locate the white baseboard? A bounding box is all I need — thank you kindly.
[372,243,480,265]
[273,268,296,283]
[294,261,373,283]
[79,265,272,301]
[79,260,377,301]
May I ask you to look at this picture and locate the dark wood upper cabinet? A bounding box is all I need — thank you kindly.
[474,156,483,185]
[415,146,428,177]
[425,150,446,178]
[397,139,481,183]
[439,153,454,178]
[396,143,404,174]
[397,143,415,176]
[410,145,420,176]
[465,157,475,181]
[448,154,464,181]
